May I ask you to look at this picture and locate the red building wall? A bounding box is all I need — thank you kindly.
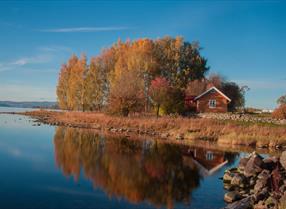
[196,90,228,113]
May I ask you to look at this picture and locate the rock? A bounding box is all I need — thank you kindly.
[254,177,269,194]
[269,140,278,148]
[257,169,270,180]
[224,191,242,203]
[254,188,269,202]
[110,128,118,132]
[280,151,286,170]
[238,157,249,172]
[224,183,235,191]
[244,152,264,177]
[176,133,184,140]
[249,177,256,187]
[265,196,278,208]
[160,133,170,138]
[262,158,276,171]
[256,142,268,149]
[224,171,235,183]
[231,173,248,188]
[224,196,254,209]
[280,184,286,193]
[253,201,267,209]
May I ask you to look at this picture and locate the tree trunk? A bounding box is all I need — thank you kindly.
[156,104,160,118]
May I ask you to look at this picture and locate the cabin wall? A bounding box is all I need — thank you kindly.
[197,91,228,113]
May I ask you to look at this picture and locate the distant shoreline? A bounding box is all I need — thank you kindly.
[0,101,57,109]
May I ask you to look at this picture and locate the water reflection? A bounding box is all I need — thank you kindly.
[53,127,238,209]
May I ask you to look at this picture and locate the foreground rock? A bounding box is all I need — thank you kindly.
[222,151,286,209]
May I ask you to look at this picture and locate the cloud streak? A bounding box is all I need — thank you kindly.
[38,45,72,52]
[0,54,53,72]
[10,54,52,66]
[39,26,129,33]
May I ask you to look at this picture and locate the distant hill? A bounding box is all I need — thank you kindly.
[0,101,58,109]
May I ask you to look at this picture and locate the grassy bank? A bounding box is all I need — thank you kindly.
[19,110,286,149]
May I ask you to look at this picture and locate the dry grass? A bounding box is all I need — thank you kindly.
[23,110,286,147]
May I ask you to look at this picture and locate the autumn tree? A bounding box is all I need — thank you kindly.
[108,67,145,116]
[67,54,87,111]
[208,73,225,89]
[185,79,208,96]
[85,57,106,111]
[127,39,157,111]
[277,95,286,105]
[222,82,249,111]
[154,36,209,89]
[272,104,286,119]
[56,36,210,115]
[149,77,170,117]
[57,64,70,109]
[272,95,286,119]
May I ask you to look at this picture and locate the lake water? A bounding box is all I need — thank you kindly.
[0,107,253,209]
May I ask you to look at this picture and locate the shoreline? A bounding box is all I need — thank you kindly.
[2,110,285,151]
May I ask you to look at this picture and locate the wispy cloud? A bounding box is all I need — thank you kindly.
[39,26,129,33]
[0,54,53,72]
[38,45,72,52]
[11,54,52,66]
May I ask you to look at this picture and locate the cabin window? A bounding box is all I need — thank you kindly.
[209,100,216,108]
[206,151,214,160]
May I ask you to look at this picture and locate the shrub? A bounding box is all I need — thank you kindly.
[272,104,286,119]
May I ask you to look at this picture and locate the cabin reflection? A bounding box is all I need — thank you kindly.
[181,146,237,176]
[53,127,237,209]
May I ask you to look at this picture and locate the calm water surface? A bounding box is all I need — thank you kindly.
[0,107,250,209]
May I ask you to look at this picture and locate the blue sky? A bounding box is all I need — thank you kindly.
[0,1,285,109]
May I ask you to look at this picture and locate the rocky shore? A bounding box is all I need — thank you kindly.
[2,110,286,151]
[200,113,286,126]
[222,152,286,209]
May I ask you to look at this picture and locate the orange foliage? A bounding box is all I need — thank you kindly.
[272,104,286,119]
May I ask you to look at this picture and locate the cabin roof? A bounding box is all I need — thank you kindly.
[194,86,231,102]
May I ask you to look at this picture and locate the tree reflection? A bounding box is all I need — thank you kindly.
[53,127,202,209]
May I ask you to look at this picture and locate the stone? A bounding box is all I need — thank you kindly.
[254,177,269,194]
[254,188,269,202]
[253,201,267,209]
[256,142,268,149]
[160,133,170,138]
[238,157,249,172]
[249,177,256,187]
[110,128,118,132]
[244,152,264,177]
[224,196,254,209]
[176,133,184,140]
[280,151,286,170]
[224,191,242,203]
[262,158,276,171]
[231,173,248,188]
[280,184,286,193]
[224,171,235,183]
[257,169,270,180]
[224,183,235,191]
[265,196,278,208]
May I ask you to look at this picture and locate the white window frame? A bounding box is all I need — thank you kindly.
[206,151,214,161]
[209,100,216,108]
